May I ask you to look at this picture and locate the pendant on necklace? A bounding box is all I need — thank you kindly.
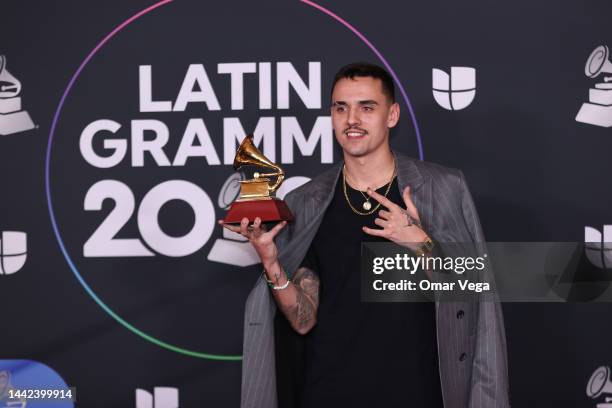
[362,201,372,211]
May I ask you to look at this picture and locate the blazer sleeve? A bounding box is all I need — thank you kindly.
[458,170,511,408]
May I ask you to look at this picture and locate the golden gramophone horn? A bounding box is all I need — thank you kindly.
[223,134,294,223]
[234,134,284,194]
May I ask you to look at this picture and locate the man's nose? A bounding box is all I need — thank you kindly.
[347,107,360,126]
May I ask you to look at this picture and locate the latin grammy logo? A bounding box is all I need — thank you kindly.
[576,45,612,128]
[0,55,35,136]
[587,366,612,407]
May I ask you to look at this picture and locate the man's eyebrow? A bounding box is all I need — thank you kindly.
[331,100,379,106]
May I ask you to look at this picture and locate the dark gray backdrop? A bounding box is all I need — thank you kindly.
[1,0,611,406]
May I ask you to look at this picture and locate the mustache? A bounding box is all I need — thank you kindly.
[343,127,368,134]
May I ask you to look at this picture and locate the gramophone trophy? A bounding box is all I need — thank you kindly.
[576,45,612,127]
[223,134,294,224]
[0,55,35,136]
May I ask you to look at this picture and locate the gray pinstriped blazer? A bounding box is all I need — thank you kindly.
[241,152,510,408]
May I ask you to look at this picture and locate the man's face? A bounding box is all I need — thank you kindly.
[331,76,399,159]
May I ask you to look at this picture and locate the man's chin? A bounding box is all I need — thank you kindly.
[342,147,369,158]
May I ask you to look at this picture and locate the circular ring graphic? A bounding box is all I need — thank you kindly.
[45,0,423,360]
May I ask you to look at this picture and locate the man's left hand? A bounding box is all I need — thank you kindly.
[362,186,429,251]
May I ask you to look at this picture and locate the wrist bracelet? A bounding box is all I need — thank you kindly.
[261,271,274,286]
[261,271,291,290]
[272,279,291,290]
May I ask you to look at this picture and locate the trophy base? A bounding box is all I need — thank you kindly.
[576,102,612,127]
[0,110,35,135]
[223,199,294,224]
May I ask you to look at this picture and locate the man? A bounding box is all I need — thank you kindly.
[222,62,509,408]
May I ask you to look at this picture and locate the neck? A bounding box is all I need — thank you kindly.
[343,148,395,191]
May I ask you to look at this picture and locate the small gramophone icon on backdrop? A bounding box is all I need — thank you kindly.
[223,134,294,224]
[587,366,612,408]
[576,45,612,128]
[0,55,35,136]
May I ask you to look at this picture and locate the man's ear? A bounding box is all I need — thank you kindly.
[387,102,400,128]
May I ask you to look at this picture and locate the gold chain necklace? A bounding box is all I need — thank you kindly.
[342,165,396,216]
[345,170,375,210]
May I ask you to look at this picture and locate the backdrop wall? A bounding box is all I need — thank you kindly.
[1,1,611,406]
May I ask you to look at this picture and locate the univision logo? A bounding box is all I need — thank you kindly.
[136,387,178,408]
[432,66,476,110]
[0,231,27,275]
[585,225,612,269]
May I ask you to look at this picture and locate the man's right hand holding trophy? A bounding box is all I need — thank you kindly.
[218,134,319,335]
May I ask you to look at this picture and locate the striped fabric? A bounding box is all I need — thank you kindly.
[241,152,510,408]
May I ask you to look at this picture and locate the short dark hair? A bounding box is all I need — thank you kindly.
[331,62,395,102]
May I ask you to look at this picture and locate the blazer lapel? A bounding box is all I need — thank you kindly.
[394,154,442,310]
[308,162,342,219]
[395,153,432,233]
[278,163,342,276]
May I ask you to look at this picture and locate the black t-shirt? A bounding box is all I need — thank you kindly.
[275,176,443,408]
